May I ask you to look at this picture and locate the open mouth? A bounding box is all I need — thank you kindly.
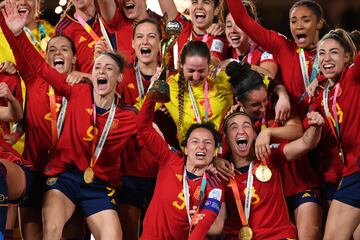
[97,77,108,91]
[195,152,206,159]
[322,63,335,74]
[236,137,248,150]
[140,47,151,56]
[53,58,65,71]
[18,7,30,16]
[195,12,206,21]
[124,2,135,10]
[296,33,307,44]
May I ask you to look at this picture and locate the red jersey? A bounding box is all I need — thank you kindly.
[55,13,102,73]
[103,7,161,64]
[227,0,316,119]
[310,53,360,177]
[14,31,137,187]
[175,13,228,62]
[138,99,224,240]
[1,16,63,171]
[0,72,22,137]
[253,104,318,196]
[230,46,277,67]
[224,144,297,239]
[119,64,152,105]
[0,138,31,167]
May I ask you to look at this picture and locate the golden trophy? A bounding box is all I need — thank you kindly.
[146,19,182,103]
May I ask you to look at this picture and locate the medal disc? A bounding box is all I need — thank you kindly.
[239,225,253,240]
[83,167,95,184]
[255,164,272,182]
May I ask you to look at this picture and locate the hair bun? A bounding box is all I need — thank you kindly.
[225,60,251,80]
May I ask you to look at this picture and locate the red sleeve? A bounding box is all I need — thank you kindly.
[227,0,289,57]
[0,14,37,85]
[350,51,360,79]
[136,98,174,166]
[189,174,224,239]
[13,32,71,97]
[104,7,125,32]
[208,36,228,61]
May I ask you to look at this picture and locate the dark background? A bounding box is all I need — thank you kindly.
[41,0,359,38]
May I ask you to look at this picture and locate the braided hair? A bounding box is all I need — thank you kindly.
[177,41,211,130]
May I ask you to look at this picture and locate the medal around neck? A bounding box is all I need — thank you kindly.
[84,167,95,184]
[239,225,253,240]
[146,19,182,103]
[255,164,272,182]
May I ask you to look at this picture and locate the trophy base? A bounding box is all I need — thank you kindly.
[146,80,170,103]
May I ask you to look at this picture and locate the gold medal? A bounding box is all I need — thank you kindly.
[338,145,345,163]
[239,225,253,240]
[83,167,95,184]
[255,164,272,182]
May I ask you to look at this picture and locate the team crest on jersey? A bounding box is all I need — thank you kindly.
[46,177,58,186]
[193,185,201,200]
[110,119,119,130]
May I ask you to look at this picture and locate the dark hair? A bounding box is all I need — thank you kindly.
[180,40,211,65]
[99,51,126,73]
[320,29,357,62]
[181,122,221,148]
[226,61,266,103]
[46,35,77,55]
[290,0,323,21]
[133,18,162,39]
[350,30,360,52]
[222,0,257,23]
[223,111,252,132]
[177,41,211,129]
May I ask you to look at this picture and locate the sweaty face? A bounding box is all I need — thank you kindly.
[239,87,268,120]
[92,55,121,97]
[122,0,147,21]
[132,22,160,65]
[46,37,76,74]
[190,0,216,33]
[289,5,322,49]
[182,55,209,87]
[185,128,216,169]
[225,114,256,158]
[225,13,250,50]
[318,38,350,82]
[15,0,37,27]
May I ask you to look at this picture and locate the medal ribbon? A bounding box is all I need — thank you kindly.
[23,22,47,57]
[188,81,210,124]
[323,82,344,162]
[183,166,207,225]
[89,99,117,169]
[48,86,68,145]
[228,161,254,225]
[75,12,100,41]
[297,48,319,103]
[98,16,114,51]
[246,42,256,64]
[135,62,145,99]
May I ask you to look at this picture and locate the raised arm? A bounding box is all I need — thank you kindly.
[158,0,178,21]
[283,111,323,161]
[0,13,36,85]
[97,0,117,23]
[226,0,287,56]
[0,82,22,122]
[2,0,70,96]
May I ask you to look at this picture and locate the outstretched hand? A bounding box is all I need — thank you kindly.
[1,0,27,36]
